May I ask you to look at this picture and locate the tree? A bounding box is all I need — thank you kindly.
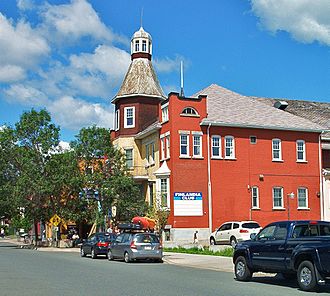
[71,126,147,229]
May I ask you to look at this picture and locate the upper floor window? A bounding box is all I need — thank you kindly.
[180,133,189,157]
[146,142,155,165]
[160,178,170,208]
[142,40,147,52]
[166,135,170,159]
[161,104,169,122]
[135,40,139,52]
[115,109,119,131]
[211,135,221,158]
[124,107,135,128]
[193,134,202,157]
[125,148,133,168]
[160,137,165,161]
[251,186,259,209]
[296,140,306,162]
[272,138,282,161]
[181,107,199,116]
[225,136,235,159]
[297,187,308,209]
[273,187,283,209]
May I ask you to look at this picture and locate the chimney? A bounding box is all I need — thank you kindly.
[274,101,288,110]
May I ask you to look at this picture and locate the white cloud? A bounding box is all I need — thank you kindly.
[17,0,35,10]
[48,96,114,130]
[0,65,26,82]
[251,0,330,45]
[41,0,127,45]
[154,56,184,73]
[4,84,49,106]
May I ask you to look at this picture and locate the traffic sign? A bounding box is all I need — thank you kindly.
[50,214,61,226]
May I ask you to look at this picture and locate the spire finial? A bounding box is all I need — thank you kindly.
[140,7,144,28]
[180,61,185,97]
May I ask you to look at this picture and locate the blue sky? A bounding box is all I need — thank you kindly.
[0,0,329,142]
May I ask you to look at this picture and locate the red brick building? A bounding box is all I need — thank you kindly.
[112,26,327,243]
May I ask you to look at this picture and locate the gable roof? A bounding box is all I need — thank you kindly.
[195,84,325,133]
[251,97,330,139]
[113,58,165,102]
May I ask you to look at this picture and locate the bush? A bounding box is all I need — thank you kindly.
[164,246,233,257]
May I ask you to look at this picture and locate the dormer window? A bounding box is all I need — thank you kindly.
[142,40,147,52]
[135,40,140,52]
[181,107,199,117]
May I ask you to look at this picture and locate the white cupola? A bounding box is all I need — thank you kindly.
[131,26,152,60]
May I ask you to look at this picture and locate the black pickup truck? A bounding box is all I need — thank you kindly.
[233,220,330,291]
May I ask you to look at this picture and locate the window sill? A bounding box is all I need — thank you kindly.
[296,160,308,163]
[161,120,169,124]
[179,155,191,159]
[211,156,223,160]
[124,126,135,129]
[192,156,204,159]
[160,157,170,162]
[272,207,285,211]
[251,207,260,210]
[272,159,284,162]
[297,207,310,211]
[224,157,237,161]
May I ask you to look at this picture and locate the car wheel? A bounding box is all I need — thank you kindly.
[91,248,97,259]
[124,252,131,263]
[210,237,216,245]
[80,247,86,257]
[230,237,237,248]
[297,260,317,292]
[235,256,252,281]
[107,249,114,261]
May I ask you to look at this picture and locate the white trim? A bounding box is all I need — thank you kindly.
[224,135,235,159]
[272,138,282,161]
[211,135,222,158]
[296,140,306,162]
[115,109,120,131]
[272,187,283,208]
[192,134,202,157]
[179,132,190,157]
[251,186,259,209]
[124,106,135,128]
[124,147,134,168]
[297,187,308,209]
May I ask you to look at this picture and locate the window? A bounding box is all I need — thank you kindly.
[142,40,147,52]
[145,142,155,165]
[272,138,282,161]
[225,136,235,159]
[124,107,135,128]
[135,40,139,52]
[211,136,221,158]
[251,186,259,209]
[180,133,189,157]
[160,178,169,207]
[219,223,232,231]
[115,109,119,131]
[166,135,170,159]
[273,187,283,208]
[160,133,170,160]
[125,148,133,168]
[257,223,288,241]
[250,136,257,144]
[297,140,306,162]
[181,107,199,116]
[161,104,169,122]
[160,137,165,160]
[193,134,202,157]
[297,187,308,208]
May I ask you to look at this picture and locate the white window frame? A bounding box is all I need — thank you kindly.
[272,138,282,161]
[166,135,170,159]
[297,187,308,209]
[161,103,169,123]
[272,187,284,209]
[296,140,306,162]
[135,40,139,52]
[160,136,165,161]
[115,109,120,131]
[145,142,155,166]
[251,186,259,209]
[124,106,135,128]
[124,148,133,169]
[192,132,202,158]
[179,131,190,158]
[211,135,221,158]
[224,135,235,159]
[157,177,170,209]
[142,40,147,52]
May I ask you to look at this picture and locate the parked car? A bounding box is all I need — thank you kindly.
[107,232,163,263]
[80,232,117,259]
[210,221,261,247]
[233,220,330,291]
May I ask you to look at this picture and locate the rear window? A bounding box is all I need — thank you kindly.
[135,234,159,243]
[98,234,116,242]
[242,222,260,229]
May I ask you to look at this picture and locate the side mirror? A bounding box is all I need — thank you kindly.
[250,233,257,240]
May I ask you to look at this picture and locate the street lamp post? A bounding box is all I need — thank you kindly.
[287,192,295,220]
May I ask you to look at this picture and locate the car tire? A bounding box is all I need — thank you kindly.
[154,258,163,263]
[230,237,237,248]
[124,252,131,263]
[235,256,252,281]
[297,260,317,292]
[210,237,216,245]
[91,248,97,259]
[108,249,114,261]
[80,247,86,257]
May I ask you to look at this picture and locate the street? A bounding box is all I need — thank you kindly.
[0,241,329,296]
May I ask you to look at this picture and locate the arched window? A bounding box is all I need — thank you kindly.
[181,107,199,116]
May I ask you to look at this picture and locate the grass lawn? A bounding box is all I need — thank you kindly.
[164,246,234,257]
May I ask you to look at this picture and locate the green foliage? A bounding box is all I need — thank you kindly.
[10,215,32,231]
[164,246,234,257]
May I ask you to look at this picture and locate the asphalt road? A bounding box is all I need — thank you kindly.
[1,241,330,296]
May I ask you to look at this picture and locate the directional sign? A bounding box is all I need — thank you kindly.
[50,214,61,226]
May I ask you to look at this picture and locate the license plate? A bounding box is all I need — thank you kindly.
[144,246,152,250]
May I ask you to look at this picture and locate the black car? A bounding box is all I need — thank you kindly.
[80,232,117,259]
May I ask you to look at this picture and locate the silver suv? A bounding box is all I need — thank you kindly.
[107,232,163,263]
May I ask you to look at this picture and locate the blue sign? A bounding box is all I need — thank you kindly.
[174,192,202,201]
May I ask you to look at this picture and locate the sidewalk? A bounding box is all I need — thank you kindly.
[1,237,234,272]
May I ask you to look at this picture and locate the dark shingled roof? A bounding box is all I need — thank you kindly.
[252,97,330,139]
